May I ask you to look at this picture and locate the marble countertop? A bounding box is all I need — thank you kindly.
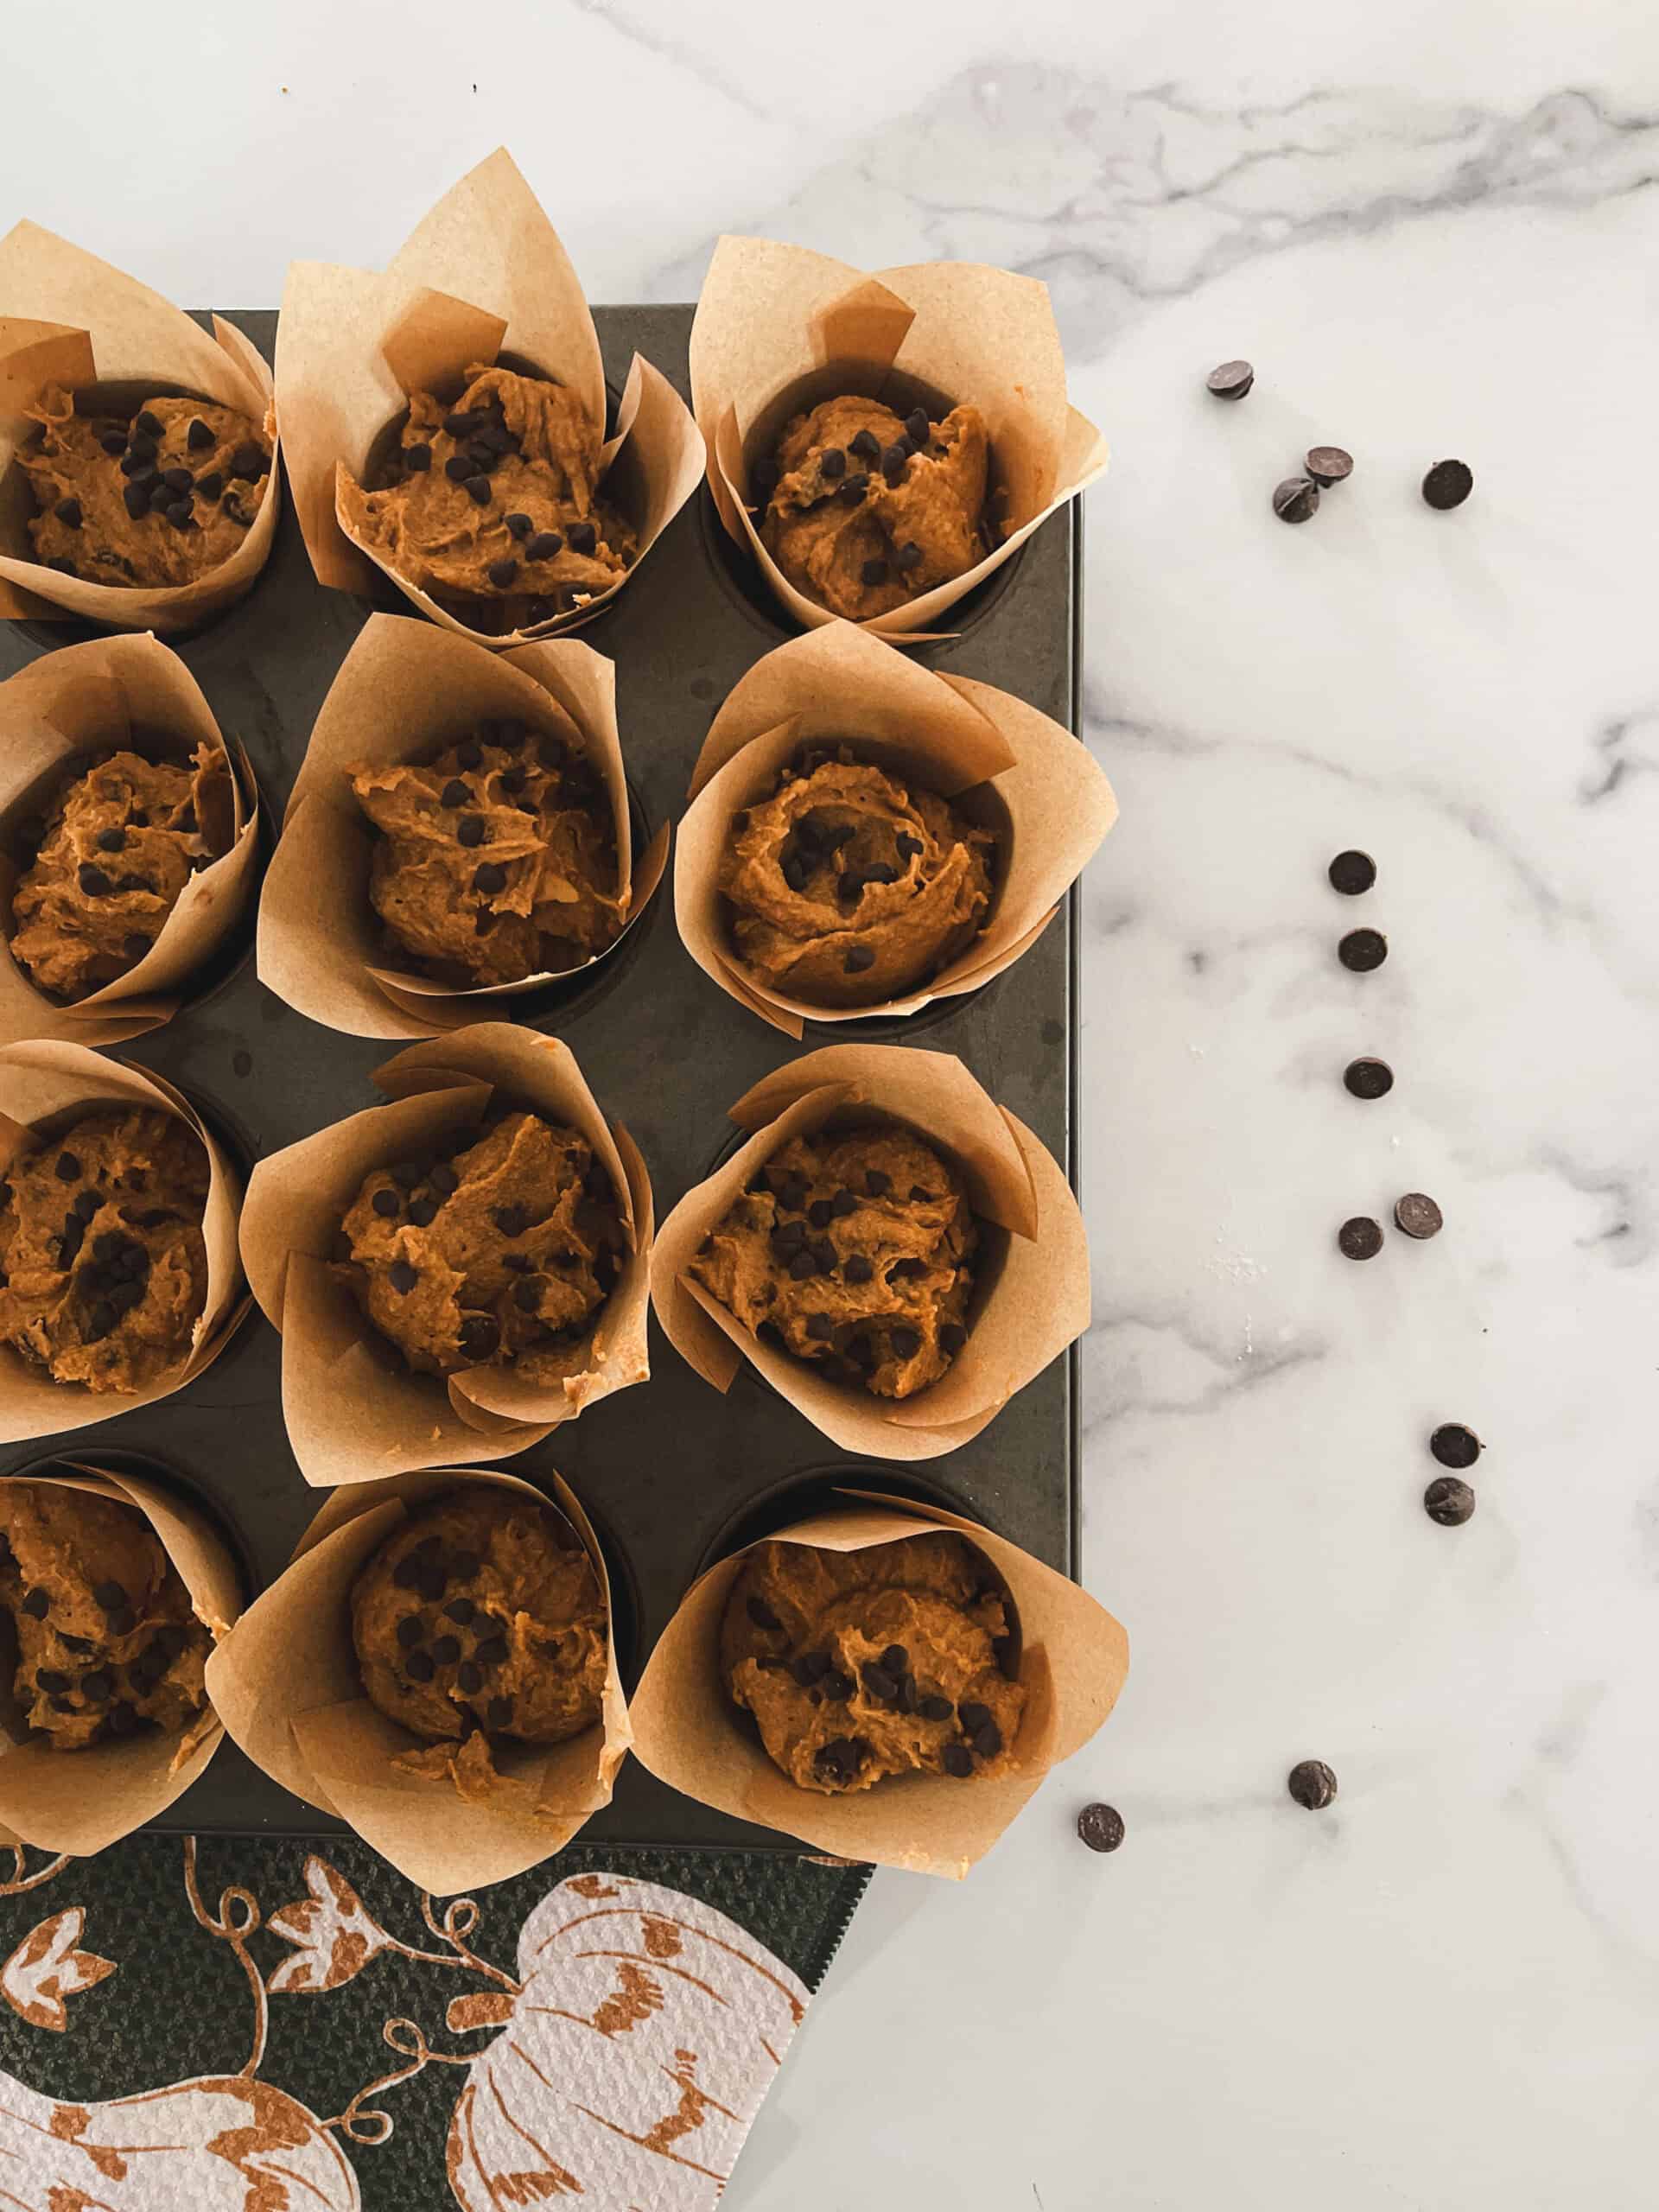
[10,5,1655,2205]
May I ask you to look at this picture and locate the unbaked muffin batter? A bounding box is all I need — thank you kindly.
[339,364,635,629]
[350,719,622,987]
[0,1109,210,1392]
[10,745,233,1001]
[689,1125,976,1399]
[22,387,270,588]
[760,395,988,620]
[721,751,992,1007]
[721,1531,1023,1794]
[352,1490,606,1791]
[0,1481,211,1750]
[339,1111,623,1382]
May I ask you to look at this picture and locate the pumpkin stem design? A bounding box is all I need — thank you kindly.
[181,1836,268,2076]
[0,1846,71,1897]
[378,1891,522,1996]
[326,2014,474,2145]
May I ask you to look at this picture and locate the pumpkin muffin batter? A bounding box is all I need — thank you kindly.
[339,1110,624,1382]
[721,750,993,1007]
[688,1125,976,1400]
[349,719,623,987]
[10,744,234,1001]
[340,363,636,631]
[22,386,270,588]
[722,1531,1023,1794]
[0,1109,210,1393]
[0,1481,211,1751]
[759,395,989,620]
[353,1490,606,1795]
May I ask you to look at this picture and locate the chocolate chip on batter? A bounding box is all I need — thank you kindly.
[972,1718,1002,1758]
[843,1253,874,1285]
[444,1598,478,1627]
[889,1325,921,1359]
[80,1669,112,1704]
[861,1661,898,1704]
[99,431,126,455]
[568,522,597,555]
[814,1738,865,1785]
[166,503,197,531]
[388,1261,418,1294]
[391,1160,424,1191]
[463,475,492,505]
[105,1700,140,1739]
[805,1313,834,1341]
[844,944,876,973]
[474,1634,508,1668]
[493,1204,530,1238]
[894,541,924,574]
[487,558,518,588]
[943,1744,975,1778]
[818,447,847,480]
[787,1249,818,1282]
[1430,1422,1482,1470]
[428,1164,460,1198]
[372,1189,400,1218]
[512,1277,543,1313]
[162,467,193,493]
[121,480,152,520]
[480,1695,511,1730]
[880,442,910,486]
[404,444,431,474]
[747,1595,782,1631]
[92,1580,127,1613]
[919,1694,953,1722]
[20,1588,48,1619]
[135,410,163,439]
[440,779,470,809]
[847,428,880,462]
[416,1565,447,1605]
[404,1649,435,1683]
[1287,1759,1338,1809]
[76,866,111,904]
[525,531,563,561]
[429,1634,461,1667]
[407,1197,438,1227]
[395,1615,423,1649]
[35,1669,70,1695]
[53,496,82,528]
[905,407,930,447]
[791,1650,832,1688]
[860,558,888,586]
[195,471,224,502]
[187,417,214,451]
[391,1555,423,1592]
[457,816,486,848]
[448,1659,479,1694]
[75,1193,101,1223]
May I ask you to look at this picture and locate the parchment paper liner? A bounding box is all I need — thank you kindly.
[238,1024,652,1485]
[0,634,261,1046]
[0,1045,245,1445]
[0,220,280,632]
[258,613,666,1039]
[205,1464,628,1891]
[689,235,1108,641]
[677,621,1116,1036]
[631,1491,1126,1878]
[275,148,703,647]
[650,1045,1087,1461]
[0,1459,241,1855]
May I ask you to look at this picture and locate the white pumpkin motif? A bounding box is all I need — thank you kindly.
[0,2067,360,2210]
[446,1874,809,2210]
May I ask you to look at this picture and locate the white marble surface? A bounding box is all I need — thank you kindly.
[12,4,1658,2204]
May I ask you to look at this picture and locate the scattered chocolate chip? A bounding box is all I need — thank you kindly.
[395,1615,423,1649]
[830,1190,858,1220]
[441,779,470,808]
[959,1701,991,1734]
[880,442,910,486]
[493,1205,529,1237]
[843,944,876,973]
[1424,1475,1477,1525]
[1077,1802,1125,1853]
[407,1197,438,1228]
[1338,1217,1383,1262]
[463,474,492,505]
[943,1744,975,1778]
[1327,849,1375,895]
[92,1580,126,1612]
[512,1277,543,1313]
[889,1325,921,1359]
[226,442,264,480]
[429,1164,459,1198]
[568,521,597,554]
[475,1635,508,1668]
[818,446,847,480]
[1207,359,1255,399]
[972,1719,1003,1758]
[1344,1057,1394,1100]
[75,1194,102,1224]
[161,467,193,493]
[848,428,880,462]
[919,1694,953,1722]
[429,1634,461,1667]
[404,1649,435,1683]
[185,416,214,452]
[1287,1759,1338,1810]
[404,443,431,473]
[20,1588,49,1619]
[391,1556,423,1592]
[1421,459,1473,511]
[894,541,924,574]
[444,1598,477,1626]
[391,1160,423,1190]
[860,558,887,586]
[843,1253,874,1285]
[35,1668,71,1695]
[902,407,928,448]
[53,496,82,528]
[457,816,486,848]
[791,1650,832,1688]
[881,1644,908,1675]
[416,1565,447,1604]
[195,470,224,502]
[804,1313,834,1342]
[1394,1192,1443,1241]
[487,557,518,588]
[838,474,869,505]
[1338,928,1389,973]
[940,1322,968,1356]
[747,1595,782,1631]
[80,1669,112,1703]
[388,1260,418,1294]
[1430,1422,1483,1470]
[133,410,163,439]
[785,1249,817,1282]
[99,430,126,455]
[814,1738,865,1785]
[861,1662,898,1703]
[105,1700,140,1739]
[807,1198,834,1230]
[122,480,152,520]
[524,530,563,562]
[372,1188,400,1218]
[1273,476,1319,524]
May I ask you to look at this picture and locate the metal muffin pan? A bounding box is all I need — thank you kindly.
[0,303,1083,1853]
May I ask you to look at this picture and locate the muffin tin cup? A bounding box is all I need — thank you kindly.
[0,1453,242,1854]
[674,619,1116,1039]
[257,613,668,1039]
[0,635,264,1046]
[629,1485,1126,1878]
[204,1463,629,1893]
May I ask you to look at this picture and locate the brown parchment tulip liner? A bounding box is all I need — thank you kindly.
[205,1465,629,1891]
[689,235,1109,642]
[0,634,261,1046]
[257,613,667,1039]
[631,1491,1127,1877]
[677,620,1117,1037]
[275,148,704,647]
[650,1046,1088,1461]
[238,1024,652,1486]
[0,1044,245,1446]
[0,220,280,632]
[0,1460,241,1856]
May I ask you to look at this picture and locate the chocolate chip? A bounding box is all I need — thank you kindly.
[881,1644,908,1675]
[1430,1423,1482,1470]
[829,1191,858,1221]
[105,1700,139,1738]
[428,1164,459,1198]
[372,1188,400,1218]
[889,1325,921,1359]
[804,1313,834,1342]
[1344,1057,1394,1100]
[457,816,486,848]
[747,1595,782,1631]
[407,1197,438,1228]
[806,1198,833,1230]
[35,1669,70,1695]
[132,410,162,439]
[1338,928,1389,973]
[823,1669,855,1702]
[123,480,152,520]
[781,850,809,893]
[92,1580,127,1613]
[416,1565,446,1604]
[1424,1475,1477,1526]
[1273,476,1319,524]
[444,1598,477,1626]
[1306,446,1353,488]
[99,431,126,455]
[1287,1759,1338,1810]
[818,446,847,480]
[487,557,518,588]
[441,779,470,808]
[527,531,563,560]
[122,932,152,962]
[388,1260,418,1294]
[464,475,492,505]
[894,541,924,574]
[814,1738,865,1785]
[395,1615,423,1649]
[512,1277,542,1313]
[404,444,431,473]
[861,1662,898,1704]
[230,443,266,480]
[449,1551,481,1581]
[1394,1192,1443,1240]
[160,467,193,493]
[843,1253,874,1285]
[860,558,888,586]
[474,1635,507,1668]
[568,521,597,554]
[56,1213,85,1265]
[486,1695,513,1729]
[943,1744,974,1778]
[958,1701,991,1734]
[838,474,870,505]
[109,1606,136,1637]
[195,470,224,502]
[450,1659,480,1694]
[1206,359,1254,399]
[1421,459,1473,511]
[391,1160,423,1191]
[849,428,880,461]
[878,442,909,486]
[1077,1802,1125,1853]
[181,416,214,453]
[392,1556,423,1591]
[791,1650,831,1688]
[1327,849,1375,895]
[771,1220,806,1257]
[53,495,82,528]
[493,1205,529,1237]
[80,1669,112,1703]
[940,1322,968,1356]
[429,1634,461,1667]
[787,1249,817,1282]
[1338,1217,1383,1262]
[404,1650,435,1683]
[975,1719,1004,1758]
[76,1195,102,1224]
[905,407,930,447]
[919,1694,953,1721]
[20,1588,48,1620]
[842,944,876,975]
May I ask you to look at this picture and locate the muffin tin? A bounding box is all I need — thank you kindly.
[0,303,1083,1853]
